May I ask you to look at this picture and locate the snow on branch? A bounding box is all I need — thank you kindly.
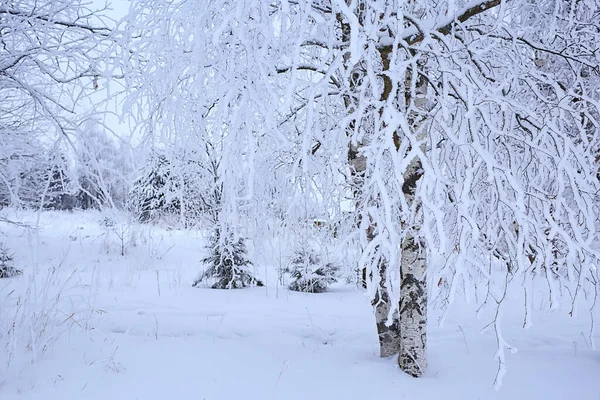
[377,0,502,47]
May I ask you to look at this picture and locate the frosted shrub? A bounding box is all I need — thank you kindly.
[128,154,176,223]
[0,243,21,278]
[128,152,207,225]
[285,247,339,293]
[193,229,262,289]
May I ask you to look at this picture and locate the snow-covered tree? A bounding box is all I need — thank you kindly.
[0,0,116,212]
[193,229,263,289]
[0,0,114,139]
[21,152,74,210]
[0,132,74,211]
[0,124,45,208]
[75,121,131,210]
[127,146,221,225]
[121,0,600,380]
[0,242,21,278]
[127,153,176,222]
[285,245,339,293]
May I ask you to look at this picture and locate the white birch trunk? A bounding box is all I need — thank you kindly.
[397,68,428,376]
[398,158,427,376]
[338,10,404,356]
[373,260,402,357]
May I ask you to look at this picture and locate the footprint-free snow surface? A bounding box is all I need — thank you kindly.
[1,211,598,399]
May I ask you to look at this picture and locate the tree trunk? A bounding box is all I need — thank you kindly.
[338,9,404,358]
[381,45,428,374]
[340,5,428,368]
[373,260,402,357]
[395,57,429,375]
[398,158,427,376]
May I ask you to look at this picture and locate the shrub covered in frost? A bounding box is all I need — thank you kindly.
[193,229,263,289]
[127,151,216,225]
[0,243,21,278]
[285,247,339,293]
[127,154,178,222]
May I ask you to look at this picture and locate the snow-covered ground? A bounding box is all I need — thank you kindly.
[1,210,598,400]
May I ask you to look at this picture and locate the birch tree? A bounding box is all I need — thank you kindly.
[121,0,600,380]
[328,0,599,378]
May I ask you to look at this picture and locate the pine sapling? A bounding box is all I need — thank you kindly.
[193,229,263,289]
[284,247,339,293]
[0,243,22,278]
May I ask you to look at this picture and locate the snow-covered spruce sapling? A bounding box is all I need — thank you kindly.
[284,247,339,293]
[0,243,21,278]
[193,229,262,289]
[127,150,210,226]
[127,154,175,223]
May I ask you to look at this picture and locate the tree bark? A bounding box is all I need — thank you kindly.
[340,3,429,367]
[398,158,427,376]
[373,260,402,357]
[381,44,428,374]
[338,9,404,357]
[396,58,429,376]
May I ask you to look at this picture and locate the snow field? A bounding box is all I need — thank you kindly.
[0,210,598,400]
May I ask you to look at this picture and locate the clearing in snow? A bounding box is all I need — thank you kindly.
[0,211,598,400]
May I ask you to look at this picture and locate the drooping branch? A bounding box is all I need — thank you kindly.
[275,64,330,75]
[276,65,341,88]
[0,9,113,35]
[378,0,502,48]
[436,0,502,36]
[468,28,600,70]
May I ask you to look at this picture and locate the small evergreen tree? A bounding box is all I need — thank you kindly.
[193,228,263,289]
[284,247,339,293]
[127,151,207,224]
[76,175,103,209]
[44,159,75,210]
[0,243,21,278]
[15,152,74,210]
[0,137,74,210]
[127,154,176,222]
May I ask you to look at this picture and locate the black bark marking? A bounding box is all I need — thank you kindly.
[399,274,426,317]
[402,165,424,198]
